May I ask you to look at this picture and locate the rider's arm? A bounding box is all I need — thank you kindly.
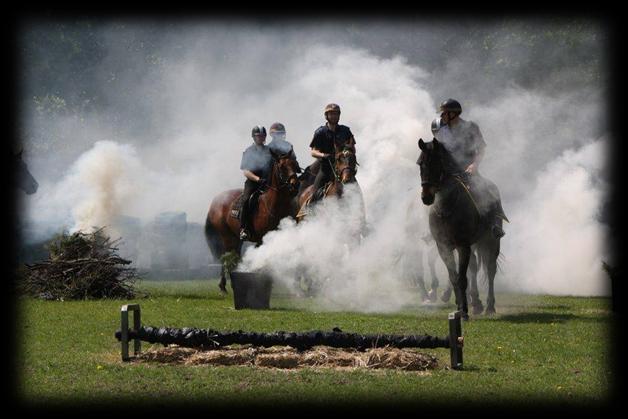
[344,126,356,152]
[345,136,356,153]
[311,148,329,159]
[310,130,330,159]
[467,146,485,174]
[466,123,486,174]
[243,170,262,182]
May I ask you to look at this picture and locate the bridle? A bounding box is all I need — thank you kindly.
[332,149,357,184]
[420,144,479,218]
[267,155,299,193]
[419,147,446,191]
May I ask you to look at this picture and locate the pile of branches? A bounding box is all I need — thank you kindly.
[20,227,141,300]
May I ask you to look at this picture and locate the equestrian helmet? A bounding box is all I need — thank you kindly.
[324,103,341,115]
[439,98,462,114]
[269,122,286,134]
[251,125,267,137]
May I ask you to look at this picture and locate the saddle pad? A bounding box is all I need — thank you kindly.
[230,193,246,219]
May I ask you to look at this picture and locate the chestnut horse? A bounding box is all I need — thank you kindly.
[417,138,504,319]
[295,146,359,222]
[204,152,300,293]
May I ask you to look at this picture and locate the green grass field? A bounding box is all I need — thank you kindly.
[16,279,615,409]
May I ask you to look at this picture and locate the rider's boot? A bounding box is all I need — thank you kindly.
[490,201,507,239]
[239,204,251,241]
[311,187,325,203]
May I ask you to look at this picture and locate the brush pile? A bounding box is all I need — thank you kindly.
[20,227,141,300]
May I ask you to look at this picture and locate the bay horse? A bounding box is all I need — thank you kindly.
[291,146,364,296]
[417,138,504,319]
[295,146,359,222]
[204,152,300,293]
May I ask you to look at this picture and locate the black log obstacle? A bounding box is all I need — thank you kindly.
[115,304,464,369]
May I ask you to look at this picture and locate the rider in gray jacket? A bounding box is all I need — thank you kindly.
[431,99,507,238]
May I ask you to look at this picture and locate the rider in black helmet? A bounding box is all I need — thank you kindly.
[239,125,272,240]
[430,99,507,239]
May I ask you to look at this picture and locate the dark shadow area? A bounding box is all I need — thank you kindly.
[526,304,573,310]
[496,312,609,324]
[142,293,228,301]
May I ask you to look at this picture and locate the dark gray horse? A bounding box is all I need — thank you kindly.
[16,149,38,195]
[417,138,504,319]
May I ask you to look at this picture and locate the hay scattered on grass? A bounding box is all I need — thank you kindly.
[136,344,439,371]
[187,348,257,366]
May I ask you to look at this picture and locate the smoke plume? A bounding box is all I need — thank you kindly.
[19,20,611,305]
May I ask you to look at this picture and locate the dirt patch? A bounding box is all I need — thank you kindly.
[135,344,439,371]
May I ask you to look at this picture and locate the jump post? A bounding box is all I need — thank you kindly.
[116,304,464,370]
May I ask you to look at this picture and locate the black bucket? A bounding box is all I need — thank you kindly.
[230,271,273,310]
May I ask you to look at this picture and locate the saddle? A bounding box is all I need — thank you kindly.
[296,182,334,220]
[298,163,319,186]
[230,189,262,220]
[313,182,331,201]
[454,174,509,223]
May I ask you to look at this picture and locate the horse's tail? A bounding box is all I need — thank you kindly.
[204,213,224,261]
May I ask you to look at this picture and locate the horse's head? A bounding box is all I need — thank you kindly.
[15,149,38,195]
[417,138,448,205]
[334,146,357,184]
[272,151,300,196]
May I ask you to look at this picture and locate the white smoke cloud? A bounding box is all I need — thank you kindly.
[501,139,611,296]
[23,141,147,237]
[19,22,610,304]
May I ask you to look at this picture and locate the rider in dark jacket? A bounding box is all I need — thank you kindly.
[308,103,356,202]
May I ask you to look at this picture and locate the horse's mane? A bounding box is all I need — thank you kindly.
[431,140,464,176]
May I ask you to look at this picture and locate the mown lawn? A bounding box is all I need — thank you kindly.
[16,279,616,410]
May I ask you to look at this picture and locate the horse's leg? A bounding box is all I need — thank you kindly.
[484,239,500,315]
[455,246,471,320]
[439,246,456,303]
[435,242,457,307]
[218,263,228,294]
[402,244,425,296]
[468,249,484,315]
[413,249,430,303]
[427,244,440,302]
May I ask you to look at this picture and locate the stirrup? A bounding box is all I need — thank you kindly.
[239,229,249,240]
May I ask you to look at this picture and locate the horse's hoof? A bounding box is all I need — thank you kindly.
[219,286,228,296]
[427,289,438,303]
[485,307,496,316]
[462,313,470,321]
[441,291,452,303]
[472,305,484,315]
